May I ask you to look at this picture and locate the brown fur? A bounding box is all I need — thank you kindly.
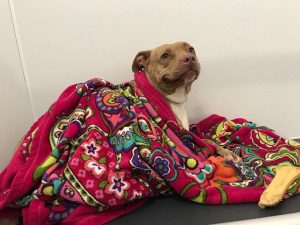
[132,41,200,95]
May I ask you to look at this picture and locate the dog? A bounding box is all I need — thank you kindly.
[132,41,241,163]
[1,42,241,225]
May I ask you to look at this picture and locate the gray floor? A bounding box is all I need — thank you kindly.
[108,194,300,225]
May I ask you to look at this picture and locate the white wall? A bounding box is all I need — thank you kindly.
[1,0,300,168]
[0,0,33,170]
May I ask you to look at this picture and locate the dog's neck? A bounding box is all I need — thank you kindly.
[165,87,189,130]
[145,72,190,130]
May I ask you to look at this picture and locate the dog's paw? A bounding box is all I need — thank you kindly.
[217,147,242,163]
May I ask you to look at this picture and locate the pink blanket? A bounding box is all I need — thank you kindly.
[0,71,299,224]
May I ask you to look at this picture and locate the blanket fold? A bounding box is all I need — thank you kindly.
[0,71,299,224]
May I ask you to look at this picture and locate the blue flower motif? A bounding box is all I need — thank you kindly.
[112,177,126,192]
[86,143,97,154]
[153,156,170,176]
[148,149,178,182]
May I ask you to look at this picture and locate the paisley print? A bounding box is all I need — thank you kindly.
[1,72,300,225]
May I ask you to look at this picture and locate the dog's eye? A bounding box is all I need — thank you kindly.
[161,53,169,59]
[189,47,195,53]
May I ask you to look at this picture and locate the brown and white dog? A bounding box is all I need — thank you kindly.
[1,43,241,225]
[132,41,241,163]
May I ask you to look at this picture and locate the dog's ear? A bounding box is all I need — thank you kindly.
[132,50,151,72]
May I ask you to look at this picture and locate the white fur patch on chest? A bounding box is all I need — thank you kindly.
[166,86,189,130]
[169,102,189,129]
[165,86,187,104]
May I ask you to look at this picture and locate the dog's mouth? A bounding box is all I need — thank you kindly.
[162,75,182,84]
[161,69,198,85]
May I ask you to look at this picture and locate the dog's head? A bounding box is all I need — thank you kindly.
[132,41,201,95]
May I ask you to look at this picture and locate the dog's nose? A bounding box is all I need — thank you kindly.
[182,55,196,64]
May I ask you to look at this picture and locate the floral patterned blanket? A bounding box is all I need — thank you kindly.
[0,71,299,225]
